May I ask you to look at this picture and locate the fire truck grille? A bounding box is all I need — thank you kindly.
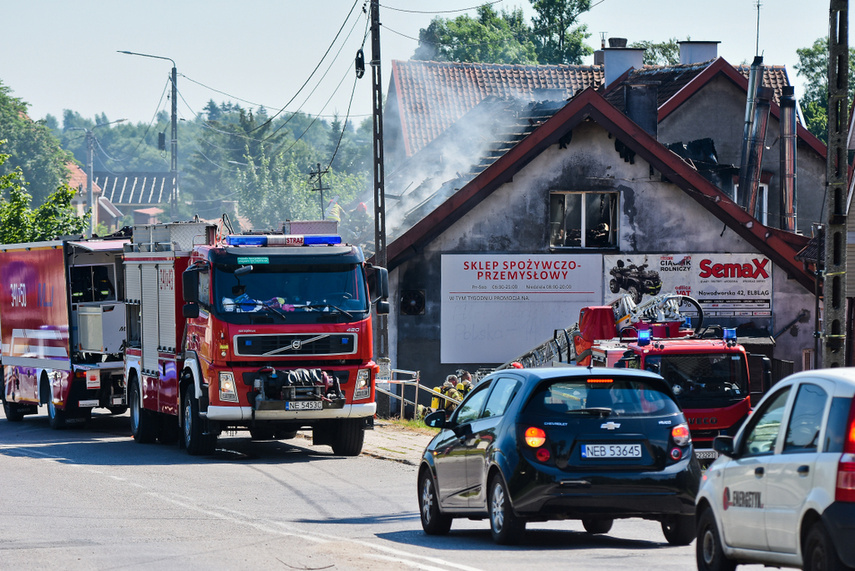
[235,333,357,357]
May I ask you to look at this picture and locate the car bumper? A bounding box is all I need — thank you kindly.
[205,402,376,422]
[822,502,855,568]
[509,456,701,519]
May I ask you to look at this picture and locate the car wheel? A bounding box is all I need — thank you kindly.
[804,522,846,571]
[488,474,524,545]
[662,513,695,546]
[418,469,451,535]
[582,518,613,535]
[696,508,735,571]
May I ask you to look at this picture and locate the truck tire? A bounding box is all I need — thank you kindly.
[157,416,180,445]
[3,398,25,422]
[182,387,216,455]
[130,380,157,443]
[47,394,66,430]
[249,426,275,440]
[330,418,365,456]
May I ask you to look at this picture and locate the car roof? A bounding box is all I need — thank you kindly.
[486,366,674,395]
[773,368,855,397]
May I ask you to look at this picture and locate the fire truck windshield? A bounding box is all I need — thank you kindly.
[643,353,748,409]
[213,262,369,323]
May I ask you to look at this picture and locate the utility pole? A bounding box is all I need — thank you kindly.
[823,0,848,367]
[309,163,330,220]
[370,0,388,359]
[118,51,178,219]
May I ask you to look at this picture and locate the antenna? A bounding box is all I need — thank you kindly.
[754,0,762,57]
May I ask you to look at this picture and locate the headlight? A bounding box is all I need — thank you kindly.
[354,369,371,400]
[218,371,239,403]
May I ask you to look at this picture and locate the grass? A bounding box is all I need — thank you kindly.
[378,416,440,435]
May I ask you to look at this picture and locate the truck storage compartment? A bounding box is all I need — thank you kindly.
[76,303,127,354]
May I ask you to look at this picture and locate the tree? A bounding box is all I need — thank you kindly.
[0,80,74,206]
[413,5,538,64]
[630,38,680,66]
[531,0,593,65]
[0,141,88,244]
[795,36,855,142]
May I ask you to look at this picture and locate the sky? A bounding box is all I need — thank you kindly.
[0,0,838,130]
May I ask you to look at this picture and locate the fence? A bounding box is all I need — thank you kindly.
[375,369,461,419]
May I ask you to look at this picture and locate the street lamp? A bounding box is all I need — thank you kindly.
[118,50,178,219]
[67,119,126,237]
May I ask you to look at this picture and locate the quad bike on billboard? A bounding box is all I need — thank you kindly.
[609,259,662,304]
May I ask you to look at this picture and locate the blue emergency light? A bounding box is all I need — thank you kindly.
[637,328,652,346]
[723,328,737,341]
[225,234,342,247]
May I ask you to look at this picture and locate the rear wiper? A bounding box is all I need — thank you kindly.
[567,407,613,417]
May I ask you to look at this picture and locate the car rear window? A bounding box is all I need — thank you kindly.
[524,377,681,418]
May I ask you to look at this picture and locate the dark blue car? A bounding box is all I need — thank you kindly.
[418,367,702,545]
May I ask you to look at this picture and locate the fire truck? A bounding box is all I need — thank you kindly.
[500,293,770,462]
[1,220,390,457]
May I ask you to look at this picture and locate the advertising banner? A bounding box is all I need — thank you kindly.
[603,253,772,320]
[441,254,601,363]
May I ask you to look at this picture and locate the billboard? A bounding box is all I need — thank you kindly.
[603,253,772,319]
[441,254,601,363]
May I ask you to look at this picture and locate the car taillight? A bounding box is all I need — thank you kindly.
[671,423,691,447]
[836,399,855,502]
[524,427,546,448]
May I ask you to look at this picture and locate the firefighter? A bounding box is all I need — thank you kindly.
[457,370,473,396]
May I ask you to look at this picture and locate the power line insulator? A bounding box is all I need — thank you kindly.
[355,49,365,79]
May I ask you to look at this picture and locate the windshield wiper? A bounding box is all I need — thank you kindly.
[302,303,354,319]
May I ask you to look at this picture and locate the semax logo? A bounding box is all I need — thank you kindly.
[698,258,769,279]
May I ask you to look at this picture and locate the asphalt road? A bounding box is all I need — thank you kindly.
[0,411,764,571]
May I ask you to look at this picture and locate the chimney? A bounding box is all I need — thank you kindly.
[739,86,773,218]
[624,82,659,138]
[678,41,720,64]
[603,38,645,88]
[737,56,765,201]
[779,85,797,231]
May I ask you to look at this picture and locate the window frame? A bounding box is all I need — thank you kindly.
[549,190,618,249]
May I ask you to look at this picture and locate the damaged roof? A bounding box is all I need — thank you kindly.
[384,87,814,293]
[388,59,603,157]
[93,172,177,207]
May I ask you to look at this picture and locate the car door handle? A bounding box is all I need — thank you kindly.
[797,465,810,477]
[755,467,765,477]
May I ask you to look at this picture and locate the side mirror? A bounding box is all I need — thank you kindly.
[761,356,772,393]
[374,266,389,300]
[183,303,200,319]
[424,409,448,428]
[376,299,390,315]
[182,267,200,303]
[713,435,735,458]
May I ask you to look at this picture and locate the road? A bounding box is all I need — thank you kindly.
[0,412,762,571]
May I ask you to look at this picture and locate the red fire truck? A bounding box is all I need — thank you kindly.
[1,221,389,457]
[502,294,768,462]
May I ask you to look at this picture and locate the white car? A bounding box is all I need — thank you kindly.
[695,368,855,570]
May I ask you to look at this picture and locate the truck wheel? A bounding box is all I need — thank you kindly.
[108,406,128,415]
[2,399,25,422]
[804,522,845,571]
[182,387,216,455]
[129,380,157,443]
[696,507,735,571]
[47,395,66,430]
[157,416,180,445]
[330,418,364,456]
[661,513,695,545]
[249,426,275,440]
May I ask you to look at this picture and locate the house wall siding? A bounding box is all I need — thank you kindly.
[390,119,815,391]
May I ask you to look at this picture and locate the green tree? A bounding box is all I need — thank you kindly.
[630,38,680,66]
[0,80,74,206]
[531,0,592,65]
[795,36,855,142]
[413,5,538,64]
[0,142,88,244]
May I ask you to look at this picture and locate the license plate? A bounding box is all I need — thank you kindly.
[694,449,719,460]
[285,401,322,411]
[581,443,641,458]
[77,399,99,408]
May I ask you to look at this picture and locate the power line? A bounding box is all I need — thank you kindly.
[380,0,503,14]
